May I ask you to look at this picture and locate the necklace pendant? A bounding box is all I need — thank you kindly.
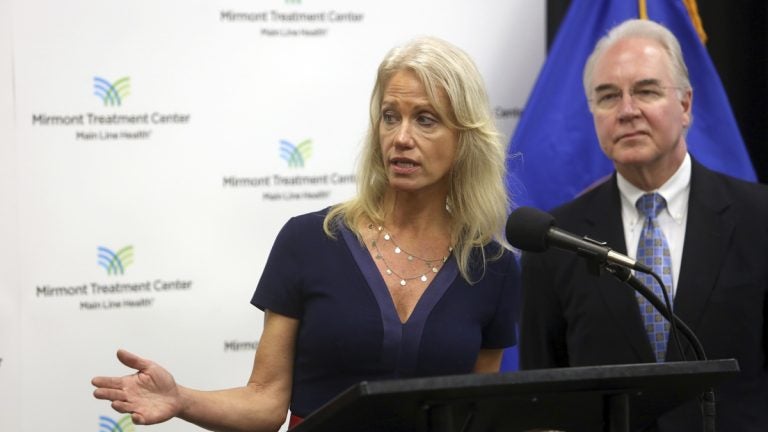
[420,274,427,282]
[394,246,401,254]
[432,266,439,273]
[384,233,391,241]
[400,279,406,286]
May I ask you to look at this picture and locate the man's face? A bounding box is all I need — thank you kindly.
[589,37,692,174]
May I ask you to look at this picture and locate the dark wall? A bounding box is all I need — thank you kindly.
[547,0,768,183]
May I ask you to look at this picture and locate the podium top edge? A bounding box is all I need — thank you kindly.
[357,358,739,394]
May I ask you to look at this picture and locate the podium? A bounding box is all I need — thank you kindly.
[291,359,738,432]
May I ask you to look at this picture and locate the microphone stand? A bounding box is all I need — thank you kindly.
[603,264,717,432]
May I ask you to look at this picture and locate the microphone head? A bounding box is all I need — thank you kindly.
[506,206,555,252]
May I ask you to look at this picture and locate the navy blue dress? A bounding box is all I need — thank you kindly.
[252,209,519,417]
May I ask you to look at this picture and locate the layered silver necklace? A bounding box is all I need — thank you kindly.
[369,224,452,286]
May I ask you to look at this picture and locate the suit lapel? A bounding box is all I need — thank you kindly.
[673,161,734,336]
[583,177,657,361]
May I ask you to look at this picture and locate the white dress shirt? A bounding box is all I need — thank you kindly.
[617,153,691,297]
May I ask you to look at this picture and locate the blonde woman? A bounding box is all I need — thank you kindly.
[92,36,519,431]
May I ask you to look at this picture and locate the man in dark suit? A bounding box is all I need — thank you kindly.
[518,19,768,431]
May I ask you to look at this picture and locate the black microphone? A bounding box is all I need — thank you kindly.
[506,206,651,273]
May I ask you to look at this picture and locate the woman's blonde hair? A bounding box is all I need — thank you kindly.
[323,36,511,282]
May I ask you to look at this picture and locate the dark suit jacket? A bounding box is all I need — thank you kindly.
[519,159,768,431]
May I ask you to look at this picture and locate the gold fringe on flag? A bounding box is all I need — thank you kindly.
[682,0,708,43]
[638,0,708,44]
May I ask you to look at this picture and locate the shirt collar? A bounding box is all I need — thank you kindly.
[616,153,691,224]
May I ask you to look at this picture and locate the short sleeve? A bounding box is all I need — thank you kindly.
[251,217,304,318]
[480,249,520,349]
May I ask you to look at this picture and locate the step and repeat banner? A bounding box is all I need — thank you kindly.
[0,1,545,430]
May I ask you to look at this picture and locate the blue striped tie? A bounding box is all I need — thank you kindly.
[635,193,673,362]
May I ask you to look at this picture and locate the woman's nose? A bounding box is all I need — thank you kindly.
[394,121,415,147]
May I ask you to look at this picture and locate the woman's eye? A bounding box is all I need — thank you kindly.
[382,112,398,123]
[417,114,437,126]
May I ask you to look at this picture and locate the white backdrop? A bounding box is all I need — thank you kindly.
[1,0,21,430]
[0,1,545,430]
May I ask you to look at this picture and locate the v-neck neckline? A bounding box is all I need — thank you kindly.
[340,222,459,375]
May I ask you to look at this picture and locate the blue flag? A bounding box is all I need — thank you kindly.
[501,0,756,372]
[507,0,756,212]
